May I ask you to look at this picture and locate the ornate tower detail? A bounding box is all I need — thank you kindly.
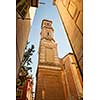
[35,19,67,100]
[39,19,60,66]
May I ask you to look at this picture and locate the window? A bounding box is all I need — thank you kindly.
[68,1,77,18]
[16,0,30,19]
[47,23,50,26]
[47,32,49,36]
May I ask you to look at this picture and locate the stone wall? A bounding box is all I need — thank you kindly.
[62,53,83,99]
[35,66,67,100]
[54,0,83,74]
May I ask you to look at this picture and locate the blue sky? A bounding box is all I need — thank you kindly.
[28,0,72,77]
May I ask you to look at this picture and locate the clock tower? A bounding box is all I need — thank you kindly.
[39,19,60,66]
[35,19,67,100]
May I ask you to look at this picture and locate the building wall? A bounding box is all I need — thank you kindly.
[16,0,38,77]
[35,66,67,100]
[62,53,83,99]
[16,11,31,77]
[54,0,83,75]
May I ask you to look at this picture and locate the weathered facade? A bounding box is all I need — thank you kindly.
[54,0,83,76]
[62,53,83,100]
[16,0,38,77]
[35,19,67,100]
[16,11,31,78]
[35,19,83,100]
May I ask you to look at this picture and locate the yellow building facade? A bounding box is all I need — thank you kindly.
[54,0,83,76]
[62,53,83,100]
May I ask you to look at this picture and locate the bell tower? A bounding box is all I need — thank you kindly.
[35,19,67,100]
[40,19,54,40]
[39,19,60,66]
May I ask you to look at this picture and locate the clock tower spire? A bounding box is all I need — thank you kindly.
[39,19,60,65]
[35,19,66,100]
[40,19,55,41]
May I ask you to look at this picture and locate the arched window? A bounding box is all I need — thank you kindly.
[47,32,49,36]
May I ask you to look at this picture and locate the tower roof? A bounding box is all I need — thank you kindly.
[41,19,53,28]
[42,19,52,23]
